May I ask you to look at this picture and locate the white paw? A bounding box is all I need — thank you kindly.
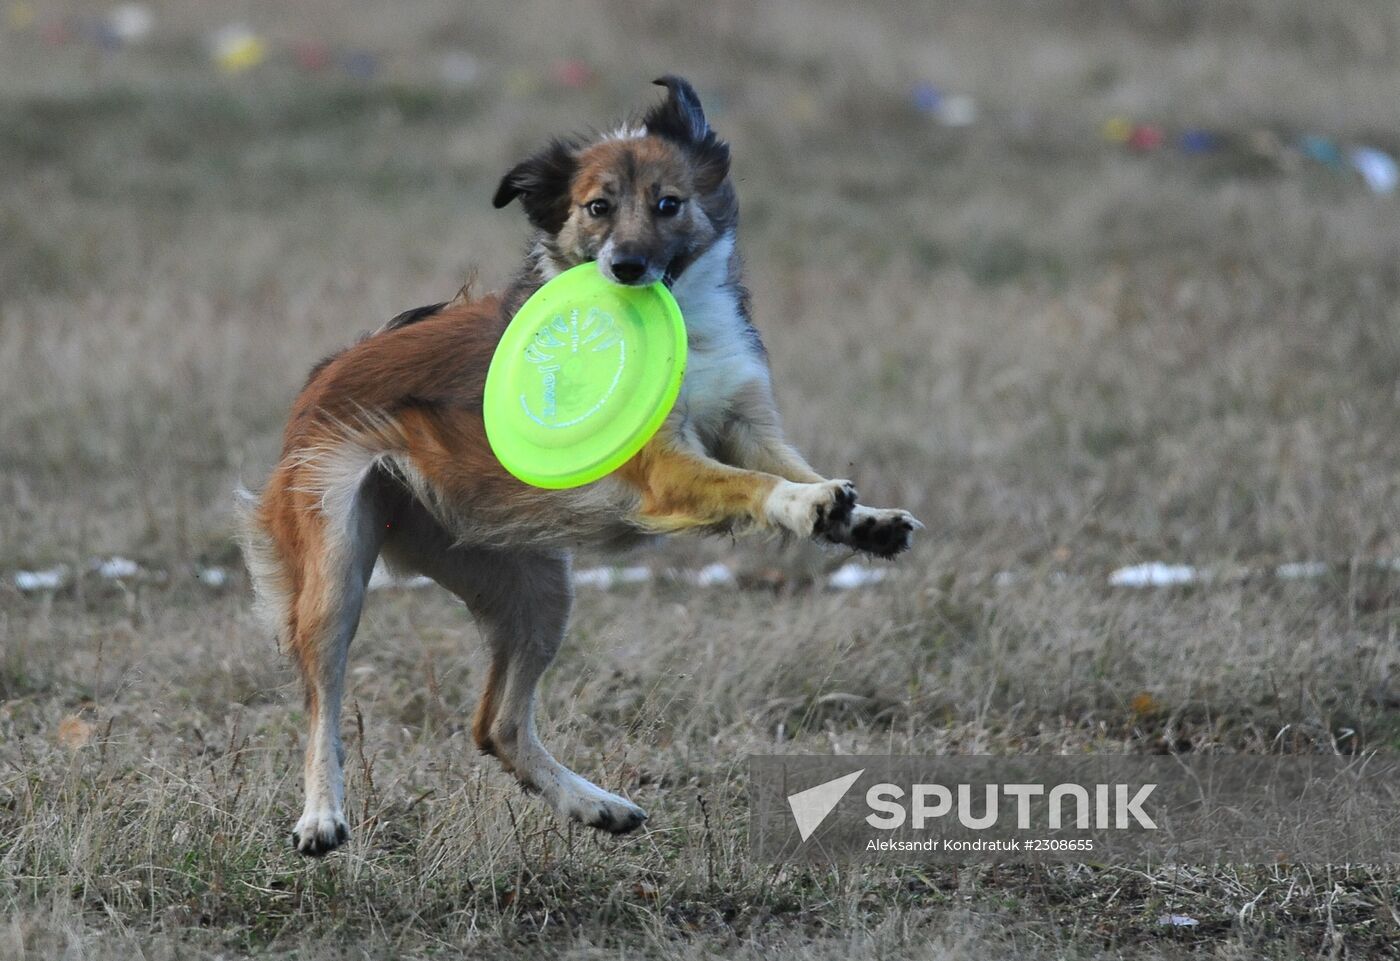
[764,479,857,538]
[548,771,648,835]
[292,808,350,857]
[826,505,923,558]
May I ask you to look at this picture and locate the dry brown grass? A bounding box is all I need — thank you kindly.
[3,1,1400,957]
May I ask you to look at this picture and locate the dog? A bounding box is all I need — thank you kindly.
[242,76,921,856]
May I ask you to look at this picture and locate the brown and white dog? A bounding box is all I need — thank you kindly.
[243,77,920,856]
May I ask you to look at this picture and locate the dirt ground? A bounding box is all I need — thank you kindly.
[3,1,1400,957]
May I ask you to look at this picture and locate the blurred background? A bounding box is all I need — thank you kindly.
[3,3,1400,957]
[3,0,1400,574]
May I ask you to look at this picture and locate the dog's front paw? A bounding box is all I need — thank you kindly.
[827,505,923,558]
[546,771,649,835]
[292,809,350,857]
[764,479,857,538]
[575,793,649,835]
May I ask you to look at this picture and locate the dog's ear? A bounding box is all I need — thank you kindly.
[492,139,577,233]
[645,76,730,193]
[645,75,710,143]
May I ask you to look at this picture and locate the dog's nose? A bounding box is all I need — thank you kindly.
[609,255,648,284]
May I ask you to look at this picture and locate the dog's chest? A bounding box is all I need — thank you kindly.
[669,242,769,439]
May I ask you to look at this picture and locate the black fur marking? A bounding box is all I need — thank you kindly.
[662,249,699,286]
[644,76,733,203]
[493,138,579,233]
[384,301,448,331]
[302,301,449,390]
[388,394,446,414]
[647,76,710,142]
[812,483,858,536]
[739,320,768,359]
[725,270,767,359]
[303,350,344,388]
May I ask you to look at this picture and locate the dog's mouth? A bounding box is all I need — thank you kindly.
[586,248,696,289]
[661,250,699,288]
[596,256,663,288]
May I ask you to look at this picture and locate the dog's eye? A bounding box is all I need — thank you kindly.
[655,196,683,218]
[585,199,611,218]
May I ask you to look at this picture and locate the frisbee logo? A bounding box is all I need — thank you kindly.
[521,307,626,428]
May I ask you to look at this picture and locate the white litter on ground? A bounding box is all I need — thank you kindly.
[6,553,1393,596]
[107,3,154,43]
[683,563,738,588]
[1108,562,1199,588]
[1157,914,1199,928]
[438,51,481,87]
[14,566,70,592]
[938,94,978,127]
[828,563,888,590]
[1275,561,1330,580]
[1350,146,1399,195]
[93,556,141,579]
[573,566,653,590]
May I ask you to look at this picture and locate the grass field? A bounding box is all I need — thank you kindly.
[3,1,1400,957]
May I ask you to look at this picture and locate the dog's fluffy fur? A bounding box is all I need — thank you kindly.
[243,76,920,856]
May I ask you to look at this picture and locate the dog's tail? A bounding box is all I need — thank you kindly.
[234,484,293,649]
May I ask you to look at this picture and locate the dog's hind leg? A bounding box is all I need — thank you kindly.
[384,517,647,834]
[474,550,647,833]
[251,466,386,856]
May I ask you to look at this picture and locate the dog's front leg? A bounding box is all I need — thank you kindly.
[617,432,857,538]
[711,382,825,483]
[715,384,923,558]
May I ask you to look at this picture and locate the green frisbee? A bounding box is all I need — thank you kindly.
[484,262,687,489]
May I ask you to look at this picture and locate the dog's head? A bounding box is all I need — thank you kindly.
[493,76,736,286]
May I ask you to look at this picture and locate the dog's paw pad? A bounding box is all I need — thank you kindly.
[844,508,921,558]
